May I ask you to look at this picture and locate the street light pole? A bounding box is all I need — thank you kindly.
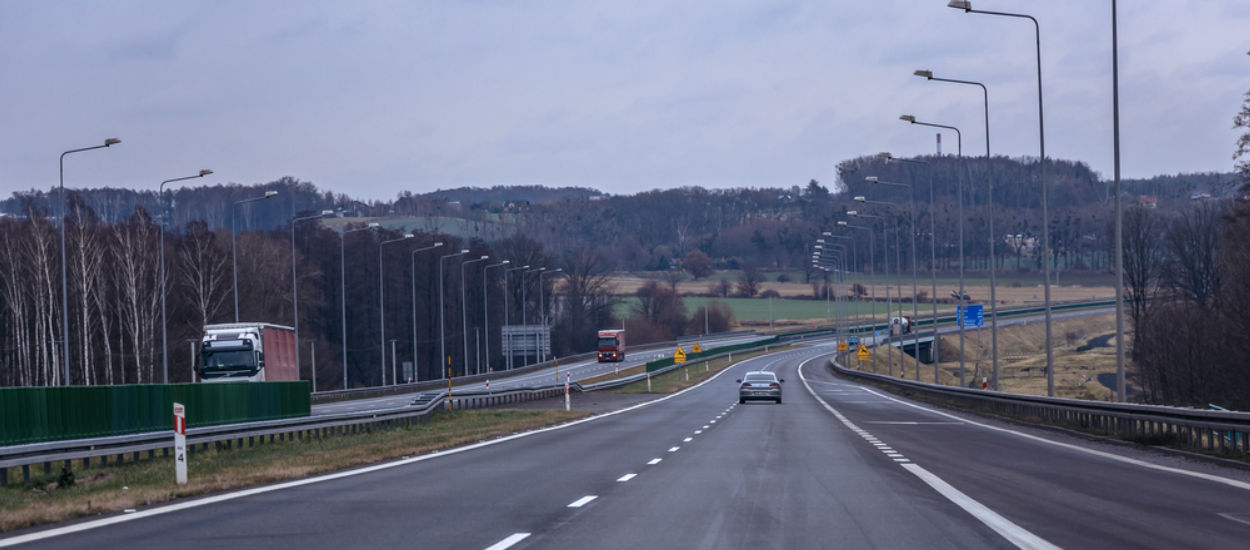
[159,169,212,384]
[540,269,565,362]
[948,0,1054,395]
[338,222,378,389]
[521,267,545,366]
[915,68,999,390]
[850,210,895,376]
[290,210,331,386]
[462,255,489,377]
[899,117,968,385]
[232,191,278,323]
[1111,0,1126,401]
[503,264,529,370]
[439,249,469,379]
[482,260,510,374]
[824,233,859,336]
[409,242,444,383]
[863,178,921,380]
[59,137,120,385]
[379,233,414,386]
[840,221,877,373]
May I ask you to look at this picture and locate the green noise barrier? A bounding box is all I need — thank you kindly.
[0,382,310,446]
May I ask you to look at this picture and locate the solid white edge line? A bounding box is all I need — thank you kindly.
[798,355,1058,550]
[484,533,531,550]
[567,495,598,508]
[902,464,1059,550]
[617,473,637,482]
[0,343,770,548]
[853,386,1250,492]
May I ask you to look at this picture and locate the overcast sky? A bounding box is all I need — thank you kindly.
[2,1,1247,201]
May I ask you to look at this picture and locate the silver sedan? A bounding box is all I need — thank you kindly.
[737,371,783,404]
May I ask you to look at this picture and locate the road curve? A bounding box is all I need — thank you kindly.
[9,340,1250,549]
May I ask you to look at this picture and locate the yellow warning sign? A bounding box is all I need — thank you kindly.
[692,342,703,354]
[856,344,870,361]
[674,346,687,363]
[837,340,848,351]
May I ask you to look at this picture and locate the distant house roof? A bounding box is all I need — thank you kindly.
[1138,195,1157,208]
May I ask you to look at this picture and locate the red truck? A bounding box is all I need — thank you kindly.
[597,329,626,362]
[199,323,298,382]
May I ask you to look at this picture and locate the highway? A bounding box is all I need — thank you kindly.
[311,333,768,416]
[9,339,1250,549]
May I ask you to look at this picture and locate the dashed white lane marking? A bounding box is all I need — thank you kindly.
[567,495,598,508]
[647,458,662,465]
[684,437,694,442]
[798,355,1059,550]
[668,446,680,452]
[485,533,531,550]
[617,474,637,482]
[702,425,710,429]
[853,385,1250,493]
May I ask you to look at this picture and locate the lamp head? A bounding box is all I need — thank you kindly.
[853,196,866,202]
[914,69,933,79]
[198,169,213,177]
[947,0,972,11]
[434,242,444,247]
[263,191,278,198]
[847,210,860,216]
[900,115,916,123]
[104,138,121,146]
[866,176,879,183]
[320,209,334,216]
[837,221,849,226]
[480,255,489,260]
[501,260,510,264]
[367,222,380,228]
[877,152,893,160]
[403,233,414,239]
[460,249,470,254]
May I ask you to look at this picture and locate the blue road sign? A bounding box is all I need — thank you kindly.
[957,305,984,327]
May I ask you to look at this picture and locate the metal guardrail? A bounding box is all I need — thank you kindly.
[0,301,1123,485]
[828,356,1250,458]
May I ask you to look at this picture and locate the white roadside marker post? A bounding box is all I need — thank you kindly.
[564,372,571,411]
[173,402,187,485]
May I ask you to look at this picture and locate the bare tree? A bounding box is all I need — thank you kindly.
[736,264,764,298]
[176,221,232,331]
[68,197,105,385]
[552,248,618,356]
[1121,206,1164,327]
[112,208,161,383]
[1163,202,1225,306]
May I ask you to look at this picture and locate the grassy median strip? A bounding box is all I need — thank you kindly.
[610,347,790,394]
[0,409,586,533]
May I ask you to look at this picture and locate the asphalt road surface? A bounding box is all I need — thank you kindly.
[9,339,1250,549]
[311,333,768,416]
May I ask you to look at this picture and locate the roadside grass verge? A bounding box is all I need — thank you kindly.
[609,347,790,394]
[0,409,585,533]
